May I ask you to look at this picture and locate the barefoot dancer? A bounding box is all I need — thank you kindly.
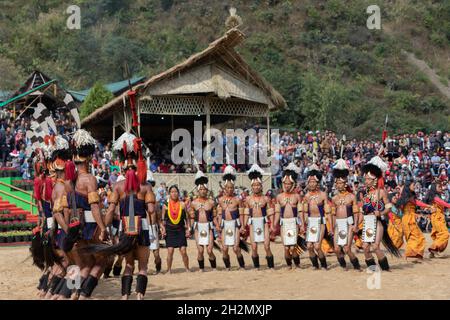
[147,171,162,274]
[302,164,331,270]
[330,159,360,270]
[274,163,303,269]
[244,164,275,270]
[99,132,155,300]
[217,165,246,270]
[361,156,401,271]
[189,171,217,271]
[424,180,450,258]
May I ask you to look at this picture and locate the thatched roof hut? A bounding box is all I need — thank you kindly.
[81,28,286,140]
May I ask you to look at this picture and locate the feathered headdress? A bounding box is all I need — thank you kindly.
[72,129,96,163]
[362,156,388,188]
[333,158,349,182]
[282,162,300,185]
[307,164,322,182]
[194,170,208,190]
[247,163,264,185]
[113,132,146,192]
[223,165,236,185]
[50,136,71,171]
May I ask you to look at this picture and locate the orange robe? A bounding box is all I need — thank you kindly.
[353,220,364,250]
[321,216,334,254]
[402,202,426,258]
[388,211,404,249]
[429,202,449,253]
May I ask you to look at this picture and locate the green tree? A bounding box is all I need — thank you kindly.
[80,82,114,119]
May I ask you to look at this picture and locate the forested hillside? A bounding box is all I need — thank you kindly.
[0,0,449,137]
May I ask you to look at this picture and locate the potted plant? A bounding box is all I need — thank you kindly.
[24,231,33,242]
[6,233,13,243]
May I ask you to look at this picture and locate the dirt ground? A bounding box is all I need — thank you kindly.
[0,234,448,300]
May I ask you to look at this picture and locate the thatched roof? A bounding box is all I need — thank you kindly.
[81,28,286,127]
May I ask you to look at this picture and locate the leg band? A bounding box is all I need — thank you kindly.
[237,255,245,268]
[80,275,98,298]
[310,256,319,269]
[136,274,148,296]
[252,255,260,268]
[121,275,133,296]
[266,255,274,269]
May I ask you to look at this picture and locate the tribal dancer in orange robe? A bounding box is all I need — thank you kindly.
[397,180,426,260]
[424,180,450,257]
[387,192,404,250]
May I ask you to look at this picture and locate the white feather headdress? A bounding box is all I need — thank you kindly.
[73,129,96,148]
[194,170,208,190]
[247,163,264,184]
[223,165,236,184]
[368,156,388,172]
[54,136,69,151]
[113,132,136,153]
[334,158,349,170]
[285,162,301,174]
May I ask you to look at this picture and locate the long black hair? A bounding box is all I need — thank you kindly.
[397,179,415,207]
[423,183,438,205]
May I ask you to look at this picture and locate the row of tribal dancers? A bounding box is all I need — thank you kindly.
[30,130,450,300]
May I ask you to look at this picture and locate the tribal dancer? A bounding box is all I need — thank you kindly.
[302,165,332,270]
[330,159,361,270]
[217,165,246,270]
[396,180,426,260]
[424,180,450,258]
[361,156,401,271]
[30,145,53,297]
[244,164,275,270]
[88,132,154,300]
[147,171,162,274]
[45,136,74,300]
[162,185,190,273]
[274,163,303,269]
[387,192,404,250]
[189,171,217,271]
[67,129,108,300]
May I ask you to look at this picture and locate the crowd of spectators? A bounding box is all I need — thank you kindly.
[1,109,449,231]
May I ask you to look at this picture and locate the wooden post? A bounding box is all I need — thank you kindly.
[266,111,270,150]
[171,115,174,149]
[138,99,141,137]
[205,99,211,169]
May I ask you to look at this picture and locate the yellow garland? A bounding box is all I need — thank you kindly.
[168,200,182,225]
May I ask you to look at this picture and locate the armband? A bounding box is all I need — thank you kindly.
[303,202,308,213]
[352,204,359,214]
[331,206,336,216]
[324,202,331,215]
[145,192,156,204]
[107,192,119,205]
[88,191,100,205]
[53,196,68,213]
[275,204,281,214]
